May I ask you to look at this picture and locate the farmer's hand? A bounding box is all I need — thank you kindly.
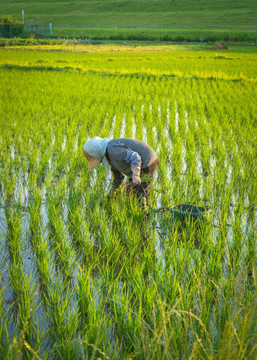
[131,166,141,186]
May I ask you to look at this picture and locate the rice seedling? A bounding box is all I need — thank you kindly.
[0,45,256,359]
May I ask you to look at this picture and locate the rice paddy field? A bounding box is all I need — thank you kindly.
[0,45,257,359]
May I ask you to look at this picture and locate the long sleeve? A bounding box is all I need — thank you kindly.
[124,150,142,167]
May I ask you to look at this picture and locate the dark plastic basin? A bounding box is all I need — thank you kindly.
[169,204,211,222]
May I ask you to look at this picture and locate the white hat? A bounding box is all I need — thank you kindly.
[83,137,109,171]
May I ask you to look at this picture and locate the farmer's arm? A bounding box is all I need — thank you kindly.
[124,150,142,185]
[110,146,142,186]
[124,150,141,168]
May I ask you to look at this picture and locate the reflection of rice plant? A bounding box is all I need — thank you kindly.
[4,203,41,357]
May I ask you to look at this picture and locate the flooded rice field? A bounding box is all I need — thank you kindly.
[0,47,256,359]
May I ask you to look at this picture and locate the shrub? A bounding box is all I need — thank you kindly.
[213,41,228,50]
[0,15,24,38]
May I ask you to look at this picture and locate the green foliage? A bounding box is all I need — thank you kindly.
[53,27,257,43]
[0,46,256,359]
[0,15,22,25]
[0,15,24,38]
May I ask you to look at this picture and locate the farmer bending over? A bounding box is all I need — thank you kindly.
[83,137,159,209]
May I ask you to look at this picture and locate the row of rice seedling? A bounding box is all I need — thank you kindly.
[0,71,255,248]
[1,48,257,80]
[0,47,256,358]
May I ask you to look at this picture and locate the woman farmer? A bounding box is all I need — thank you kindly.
[82,137,159,208]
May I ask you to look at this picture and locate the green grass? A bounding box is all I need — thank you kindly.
[52,27,257,43]
[0,0,257,41]
[1,0,257,28]
[0,46,256,358]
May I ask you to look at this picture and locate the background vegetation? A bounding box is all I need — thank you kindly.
[0,0,256,41]
[1,0,257,28]
[0,15,24,38]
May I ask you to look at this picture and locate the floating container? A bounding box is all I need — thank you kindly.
[169,204,211,222]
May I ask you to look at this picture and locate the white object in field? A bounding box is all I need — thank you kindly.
[49,23,53,37]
